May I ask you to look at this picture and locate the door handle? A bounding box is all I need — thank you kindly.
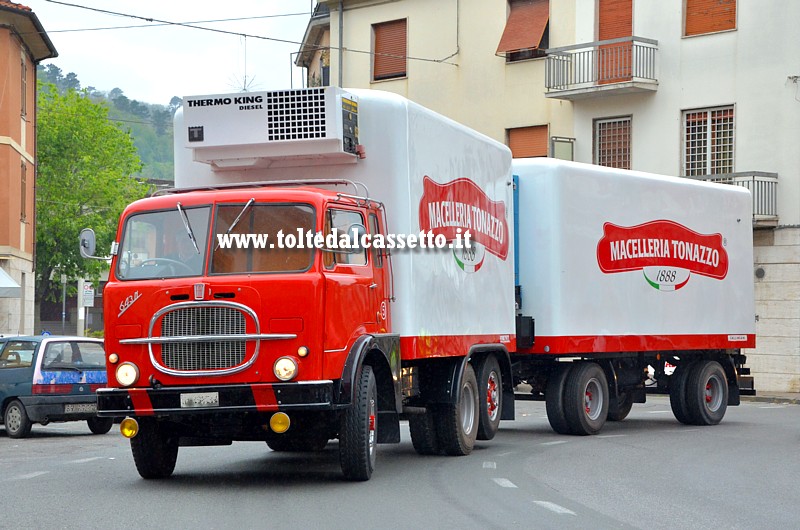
[369,283,378,289]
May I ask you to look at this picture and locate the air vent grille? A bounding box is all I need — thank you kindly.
[267,88,327,141]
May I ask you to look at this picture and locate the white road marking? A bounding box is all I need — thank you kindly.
[648,410,672,414]
[534,501,576,515]
[14,471,49,480]
[492,478,518,488]
[597,434,627,438]
[483,461,497,469]
[68,457,104,464]
[495,451,514,457]
[540,440,568,446]
[759,405,786,409]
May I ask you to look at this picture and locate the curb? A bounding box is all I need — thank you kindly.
[741,395,800,405]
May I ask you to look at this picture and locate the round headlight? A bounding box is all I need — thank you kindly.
[274,357,298,381]
[116,362,140,387]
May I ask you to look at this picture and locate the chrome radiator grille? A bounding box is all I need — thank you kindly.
[160,306,247,371]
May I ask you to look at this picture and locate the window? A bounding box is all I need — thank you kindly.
[496,0,550,62]
[211,203,316,274]
[372,19,407,81]
[20,160,27,222]
[685,0,736,36]
[683,107,734,176]
[368,213,383,268]
[20,55,27,117]
[594,117,631,169]
[324,209,367,268]
[0,341,36,368]
[508,125,549,158]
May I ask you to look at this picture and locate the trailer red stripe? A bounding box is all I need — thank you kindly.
[516,333,755,354]
[250,385,279,412]
[400,334,514,360]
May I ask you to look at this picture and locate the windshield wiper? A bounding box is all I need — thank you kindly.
[176,202,200,254]
[44,364,82,372]
[214,198,255,251]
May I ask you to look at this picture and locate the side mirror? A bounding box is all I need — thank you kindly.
[79,228,96,258]
[79,228,110,260]
[345,223,368,251]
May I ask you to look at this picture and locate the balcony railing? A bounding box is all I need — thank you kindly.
[545,37,658,100]
[695,172,779,226]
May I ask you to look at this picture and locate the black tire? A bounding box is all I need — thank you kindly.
[476,354,503,441]
[4,399,32,439]
[339,365,377,481]
[545,364,573,434]
[669,362,695,425]
[130,418,179,479]
[434,364,479,456]
[685,360,728,426]
[87,416,114,435]
[408,410,440,455]
[607,393,634,422]
[563,363,609,436]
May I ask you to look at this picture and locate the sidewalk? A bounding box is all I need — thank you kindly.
[741,391,800,405]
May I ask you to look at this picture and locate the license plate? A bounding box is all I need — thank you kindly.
[65,403,96,413]
[180,392,219,408]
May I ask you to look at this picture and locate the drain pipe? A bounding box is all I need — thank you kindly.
[338,0,344,87]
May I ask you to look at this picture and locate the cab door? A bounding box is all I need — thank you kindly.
[368,210,391,332]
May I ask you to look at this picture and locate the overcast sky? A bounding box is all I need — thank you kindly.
[25,0,314,105]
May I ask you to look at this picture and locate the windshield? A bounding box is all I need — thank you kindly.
[117,206,211,280]
[211,203,316,274]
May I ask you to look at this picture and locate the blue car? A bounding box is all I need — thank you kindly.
[0,336,111,438]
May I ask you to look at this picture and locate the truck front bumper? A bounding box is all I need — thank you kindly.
[96,381,343,417]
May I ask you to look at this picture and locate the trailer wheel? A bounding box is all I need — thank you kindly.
[409,409,440,455]
[669,362,695,425]
[87,416,114,435]
[607,393,634,422]
[685,360,728,425]
[339,365,377,481]
[563,363,608,435]
[130,418,179,479]
[476,355,502,440]
[545,364,573,435]
[435,363,479,455]
[4,399,32,439]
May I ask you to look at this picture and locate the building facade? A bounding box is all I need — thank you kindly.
[299,0,800,392]
[0,1,57,334]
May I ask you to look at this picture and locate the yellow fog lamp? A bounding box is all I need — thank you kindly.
[120,417,139,438]
[297,346,309,358]
[269,412,291,433]
[108,353,119,364]
[274,357,298,381]
[116,362,140,387]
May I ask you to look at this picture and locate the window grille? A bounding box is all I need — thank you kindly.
[683,106,734,176]
[594,117,631,170]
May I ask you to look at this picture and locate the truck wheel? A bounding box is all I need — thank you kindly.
[563,363,608,435]
[545,364,573,435]
[408,410,440,455]
[685,360,728,425]
[4,399,32,438]
[476,355,502,440]
[130,418,179,479]
[339,365,377,481]
[87,416,114,435]
[669,362,695,425]
[607,393,634,422]
[435,364,479,455]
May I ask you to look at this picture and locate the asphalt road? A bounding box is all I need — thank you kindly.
[1,396,798,530]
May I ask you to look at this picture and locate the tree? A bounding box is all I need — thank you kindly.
[36,82,149,303]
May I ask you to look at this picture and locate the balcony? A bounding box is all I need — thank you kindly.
[545,37,658,100]
[695,172,779,228]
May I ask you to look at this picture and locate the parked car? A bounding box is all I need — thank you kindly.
[0,336,112,438]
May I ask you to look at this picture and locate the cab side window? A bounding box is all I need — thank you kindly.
[325,209,367,267]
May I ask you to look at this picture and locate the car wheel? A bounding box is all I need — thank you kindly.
[4,400,32,438]
[546,364,573,434]
[339,365,377,481]
[87,416,114,435]
[685,360,728,426]
[130,418,179,479]
[669,361,696,425]
[408,409,440,455]
[476,354,502,441]
[607,392,634,422]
